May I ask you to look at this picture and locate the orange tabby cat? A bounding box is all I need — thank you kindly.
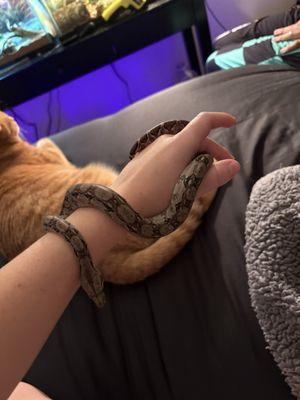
[0,111,216,284]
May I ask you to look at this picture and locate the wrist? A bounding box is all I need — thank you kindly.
[66,207,126,266]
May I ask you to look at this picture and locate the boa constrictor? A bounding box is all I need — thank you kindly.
[44,120,213,307]
[56,120,213,238]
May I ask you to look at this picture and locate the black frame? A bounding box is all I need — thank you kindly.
[0,0,212,108]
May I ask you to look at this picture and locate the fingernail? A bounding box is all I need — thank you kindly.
[229,161,240,175]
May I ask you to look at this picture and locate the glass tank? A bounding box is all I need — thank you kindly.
[42,1,148,36]
[0,0,58,69]
[42,0,95,35]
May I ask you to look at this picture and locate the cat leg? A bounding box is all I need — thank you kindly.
[36,138,70,166]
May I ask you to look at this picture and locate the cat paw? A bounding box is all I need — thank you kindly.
[0,111,21,144]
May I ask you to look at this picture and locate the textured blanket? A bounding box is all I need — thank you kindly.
[245,165,300,398]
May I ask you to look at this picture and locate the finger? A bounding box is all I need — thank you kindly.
[197,159,240,196]
[280,40,300,54]
[177,112,236,143]
[175,112,236,161]
[273,30,293,42]
[200,137,235,160]
[274,27,288,36]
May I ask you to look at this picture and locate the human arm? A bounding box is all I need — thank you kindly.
[0,209,124,400]
[0,112,240,399]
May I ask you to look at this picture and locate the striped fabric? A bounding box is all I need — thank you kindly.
[206,3,300,72]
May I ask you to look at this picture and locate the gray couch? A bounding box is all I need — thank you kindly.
[24,65,300,400]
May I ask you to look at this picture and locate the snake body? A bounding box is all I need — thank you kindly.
[58,120,213,238]
[44,120,213,307]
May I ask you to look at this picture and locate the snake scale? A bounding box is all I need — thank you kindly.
[44,120,213,307]
[57,120,213,237]
[54,120,213,238]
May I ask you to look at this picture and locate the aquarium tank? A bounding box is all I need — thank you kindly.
[42,1,148,36]
[0,0,148,70]
[42,0,93,35]
[0,0,58,69]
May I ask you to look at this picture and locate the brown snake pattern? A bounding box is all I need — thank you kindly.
[44,216,105,307]
[59,120,213,237]
[44,120,213,306]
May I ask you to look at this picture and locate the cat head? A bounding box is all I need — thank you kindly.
[0,111,28,170]
[0,111,21,145]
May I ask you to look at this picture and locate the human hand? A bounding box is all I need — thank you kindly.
[273,20,300,54]
[111,112,240,218]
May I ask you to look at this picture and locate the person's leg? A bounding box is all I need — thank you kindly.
[206,3,300,72]
[214,3,300,50]
[206,43,245,72]
[206,33,300,72]
[206,38,269,72]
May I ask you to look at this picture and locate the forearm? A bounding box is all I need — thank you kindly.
[0,208,124,400]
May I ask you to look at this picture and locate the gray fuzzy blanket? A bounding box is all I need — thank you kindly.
[245,165,300,398]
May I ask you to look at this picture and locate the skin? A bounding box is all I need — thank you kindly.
[8,382,51,399]
[273,20,300,54]
[0,112,240,400]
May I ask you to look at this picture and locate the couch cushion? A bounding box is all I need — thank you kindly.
[24,65,299,400]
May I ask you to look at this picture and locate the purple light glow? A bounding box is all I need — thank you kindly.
[8,33,189,142]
